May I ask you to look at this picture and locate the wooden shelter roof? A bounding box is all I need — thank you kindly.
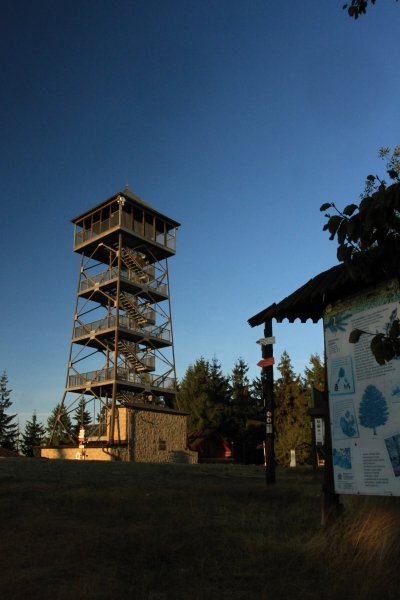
[248,263,383,326]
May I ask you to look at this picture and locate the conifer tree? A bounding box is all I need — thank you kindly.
[303,354,325,393]
[175,357,230,431]
[73,398,92,435]
[21,412,45,456]
[208,356,230,408]
[251,376,264,408]
[45,403,74,445]
[230,358,251,405]
[227,358,264,462]
[223,358,255,435]
[274,352,311,466]
[0,372,18,451]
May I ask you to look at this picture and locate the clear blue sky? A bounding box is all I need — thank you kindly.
[1,0,400,427]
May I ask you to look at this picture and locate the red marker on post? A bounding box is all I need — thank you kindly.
[257,357,275,368]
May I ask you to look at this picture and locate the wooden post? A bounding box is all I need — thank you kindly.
[262,319,275,485]
[321,362,341,526]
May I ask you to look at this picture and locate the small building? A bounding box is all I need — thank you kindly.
[188,429,232,462]
[41,404,198,464]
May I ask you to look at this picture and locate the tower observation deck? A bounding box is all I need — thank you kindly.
[50,189,180,446]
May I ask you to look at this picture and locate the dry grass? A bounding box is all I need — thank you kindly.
[1,459,399,599]
[308,494,400,600]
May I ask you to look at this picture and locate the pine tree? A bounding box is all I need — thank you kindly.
[0,372,18,451]
[251,376,264,408]
[303,354,325,392]
[223,358,254,437]
[208,356,230,408]
[274,351,311,466]
[227,358,264,462]
[21,412,45,456]
[175,357,230,431]
[175,358,213,430]
[230,358,251,405]
[45,403,74,445]
[73,398,92,435]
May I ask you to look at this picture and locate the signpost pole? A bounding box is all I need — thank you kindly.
[261,318,275,485]
[321,357,341,526]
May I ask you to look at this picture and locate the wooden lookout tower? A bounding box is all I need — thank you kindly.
[48,189,180,451]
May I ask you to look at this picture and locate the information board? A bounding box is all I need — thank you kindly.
[324,279,400,496]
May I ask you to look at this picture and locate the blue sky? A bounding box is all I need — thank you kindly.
[1,0,400,427]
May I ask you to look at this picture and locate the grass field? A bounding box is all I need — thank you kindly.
[1,459,399,599]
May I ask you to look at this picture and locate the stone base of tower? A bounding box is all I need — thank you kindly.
[40,404,198,464]
[40,445,197,463]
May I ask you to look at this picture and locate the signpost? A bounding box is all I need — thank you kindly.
[259,319,275,485]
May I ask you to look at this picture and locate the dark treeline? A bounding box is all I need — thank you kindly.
[174,352,325,465]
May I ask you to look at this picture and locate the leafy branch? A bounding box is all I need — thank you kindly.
[320,147,400,282]
[343,0,398,19]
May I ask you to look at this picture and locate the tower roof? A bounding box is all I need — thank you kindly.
[71,188,180,228]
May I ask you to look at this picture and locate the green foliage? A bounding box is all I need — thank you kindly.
[177,353,322,465]
[207,356,231,407]
[224,358,259,432]
[175,357,229,430]
[176,356,264,461]
[274,352,311,467]
[303,354,325,392]
[21,412,45,456]
[0,372,18,451]
[222,358,264,460]
[343,0,398,19]
[45,403,74,445]
[73,398,92,434]
[321,146,400,282]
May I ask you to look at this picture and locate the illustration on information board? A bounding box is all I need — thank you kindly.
[333,400,359,440]
[330,356,355,395]
[340,410,357,437]
[333,447,352,470]
[392,384,400,398]
[349,306,400,366]
[358,384,389,435]
[325,312,352,334]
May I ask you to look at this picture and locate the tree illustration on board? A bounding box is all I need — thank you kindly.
[358,384,389,435]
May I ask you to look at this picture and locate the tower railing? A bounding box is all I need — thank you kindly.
[74,212,119,245]
[75,213,176,252]
[78,267,167,296]
[68,368,175,390]
[72,315,172,343]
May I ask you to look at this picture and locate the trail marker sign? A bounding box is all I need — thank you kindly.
[256,337,276,346]
[257,357,275,368]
